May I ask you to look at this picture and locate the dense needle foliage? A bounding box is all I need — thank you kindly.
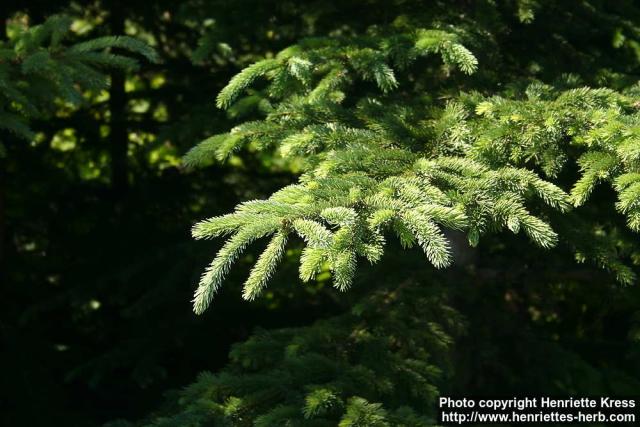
[3,1,640,426]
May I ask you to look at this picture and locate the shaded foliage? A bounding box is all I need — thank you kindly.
[2,1,640,426]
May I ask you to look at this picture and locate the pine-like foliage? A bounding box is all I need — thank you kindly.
[113,2,640,426]
[116,282,464,426]
[0,14,158,151]
[187,24,640,314]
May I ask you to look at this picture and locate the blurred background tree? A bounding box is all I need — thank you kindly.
[1,1,640,426]
[1,1,325,425]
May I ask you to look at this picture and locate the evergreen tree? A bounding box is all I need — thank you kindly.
[117,1,640,425]
[0,14,157,148]
[4,1,640,426]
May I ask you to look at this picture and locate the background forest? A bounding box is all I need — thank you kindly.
[2,1,640,426]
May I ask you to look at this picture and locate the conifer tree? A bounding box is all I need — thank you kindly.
[0,0,634,424]
[185,27,638,313]
[115,2,640,426]
[0,14,158,152]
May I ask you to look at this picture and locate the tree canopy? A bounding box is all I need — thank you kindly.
[2,1,640,426]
